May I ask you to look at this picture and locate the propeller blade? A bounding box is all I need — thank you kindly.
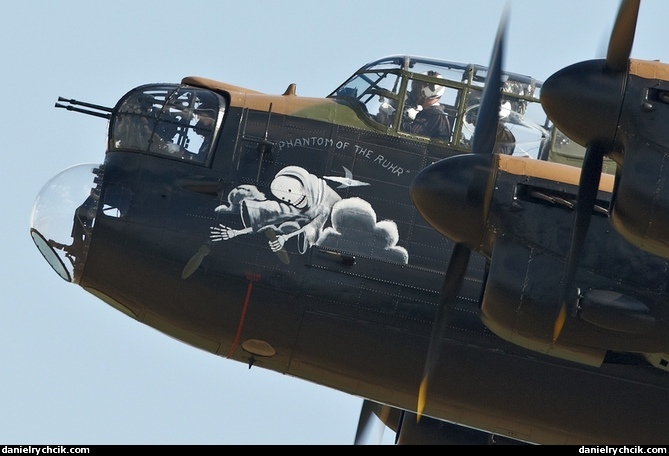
[471,4,508,156]
[549,0,640,340]
[554,144,605,340]
[354,400,376,445]
[606,0,640,72]
[417,243,471,419]
[540,2,637,147]
[415,7,507,419]
[354,400,388,445]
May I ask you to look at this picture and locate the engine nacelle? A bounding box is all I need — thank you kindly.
[479,238,606,366]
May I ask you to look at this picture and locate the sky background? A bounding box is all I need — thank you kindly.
[2,0,667,446]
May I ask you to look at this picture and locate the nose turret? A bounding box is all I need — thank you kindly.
[30,164,102,283]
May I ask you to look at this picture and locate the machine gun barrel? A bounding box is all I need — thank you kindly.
[55,97,112,120]
[55,103,111,119]
[57,97,113,112]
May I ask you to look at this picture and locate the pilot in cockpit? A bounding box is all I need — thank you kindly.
[379,72,451,139]
[378,79,421,126]
[399,72,451,139]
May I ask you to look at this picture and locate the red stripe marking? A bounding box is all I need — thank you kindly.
[227,273,260,358]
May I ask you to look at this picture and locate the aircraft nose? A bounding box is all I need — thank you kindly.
[410,153,495,251]
[30,164,102,283]
[540,59,626,148]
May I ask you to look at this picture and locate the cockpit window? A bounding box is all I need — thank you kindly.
[333,70,402,122]
[110,85,224,165]
[460,79,547,157]
[397,73,459,141]
[329,56,551,158]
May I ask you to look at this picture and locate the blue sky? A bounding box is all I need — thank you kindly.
[2,0,667,445]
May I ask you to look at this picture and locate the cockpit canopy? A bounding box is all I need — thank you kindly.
[329,55,550,159]
[110,85,225,165]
